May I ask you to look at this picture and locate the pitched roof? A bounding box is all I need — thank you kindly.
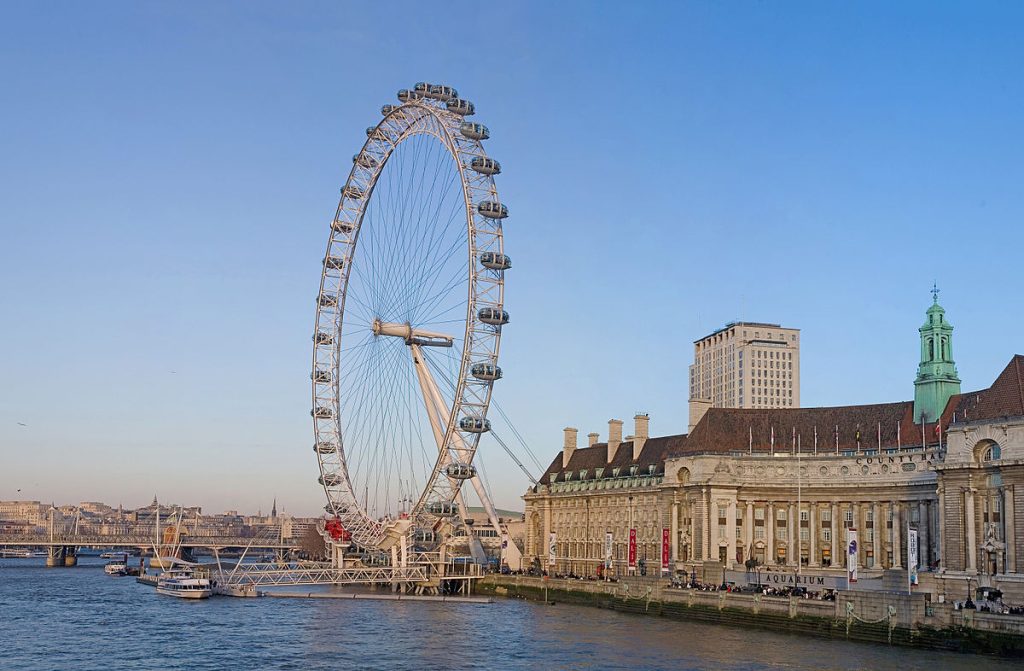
[541,433,688,482]
[948,355,1024,423]
[537,355,1024,480]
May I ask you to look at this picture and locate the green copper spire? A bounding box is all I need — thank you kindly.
[913,285,960,423]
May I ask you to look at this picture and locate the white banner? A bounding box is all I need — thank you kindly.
[908,528,919,587]
[548,532,557,567]
[604,531,613,569]
[847,528,858,583]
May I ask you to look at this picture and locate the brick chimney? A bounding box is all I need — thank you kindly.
[607,419,623,463]
[633,413,649,459]
[588,432,599,447]
[562,427,578,468]
[688,397,712,432]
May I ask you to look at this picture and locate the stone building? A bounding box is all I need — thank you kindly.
[524,294,1024,599]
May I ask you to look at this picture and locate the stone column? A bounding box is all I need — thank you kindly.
[872,502,882,569]
[671,501,680,563]
[857,503,867,568]
[744,501,754,562]
[726,499,737,568]
[892,502,902,569]
[809,503,818,567]
[965,489,977,573]
[767,502,775,563]
[918,501,930,568]
[703,487,712,562]
[790,504,798,565]
[1004,487,1016,574]
[543,500,551,565]
[936,487,946,569]
[689,498,697,563]
[831,502,840,568]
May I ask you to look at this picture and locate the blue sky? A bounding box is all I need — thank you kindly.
[2,2,1022,516]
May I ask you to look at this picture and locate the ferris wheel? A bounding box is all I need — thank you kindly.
[311,83,512,555]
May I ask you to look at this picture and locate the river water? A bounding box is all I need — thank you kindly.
[0,557,1017,670]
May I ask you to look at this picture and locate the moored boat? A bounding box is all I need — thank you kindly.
[156,569,213,599]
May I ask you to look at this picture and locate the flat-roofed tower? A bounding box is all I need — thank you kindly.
[689,321,800,429]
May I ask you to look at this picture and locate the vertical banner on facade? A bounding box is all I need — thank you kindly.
[548,532,557,567]
[847,528,858,583]
[908,528,919,588]
[604,531,613,569]
[661,528,670,572]
[628,528,637,571]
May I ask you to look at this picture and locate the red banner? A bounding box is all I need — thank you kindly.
[628,528,637,568]
[661,528,670,569]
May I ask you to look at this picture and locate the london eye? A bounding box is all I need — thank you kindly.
[311,83,514,562]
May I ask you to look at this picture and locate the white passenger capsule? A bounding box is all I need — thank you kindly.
[318,473,342,487]
[460,122,490,140]
[427,501,458,516]
[353,153,379,169]
[478,308,509,326]
[313,331,334,345]
[318,294,337,308]
[477,201,508,219]
[429,84,458,101]
[413,82,432,96]
[381,104,397,115]
[311,406,333,419]
[311,369,332,383]
[446,462,477,480]
[323,256,345,270]
[459,417,491,433]
[446,98,475,116]
[332,219,355,234]
[479,252,511,270]
[471,363,502,381]
[470,157,501,175]
[313,441,336,454]
[342,185,364,200]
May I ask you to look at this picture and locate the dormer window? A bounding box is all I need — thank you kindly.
[595,468,604,479]
[629,465,639,476]
[611,468,620,478]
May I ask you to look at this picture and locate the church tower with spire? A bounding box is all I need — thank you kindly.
[913,286,961,423]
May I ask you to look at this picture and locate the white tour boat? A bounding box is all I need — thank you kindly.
[104,553,129,576]
[156,569,213,599]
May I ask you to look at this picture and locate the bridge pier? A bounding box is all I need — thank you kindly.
[45,546,76,567]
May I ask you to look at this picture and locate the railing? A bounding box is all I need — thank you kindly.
[222,562,429,587]
[0,532,296,549]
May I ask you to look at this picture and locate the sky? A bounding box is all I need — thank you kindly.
[2,1,1022,516]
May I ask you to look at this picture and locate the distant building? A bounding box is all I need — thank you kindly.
[689,321,800,429]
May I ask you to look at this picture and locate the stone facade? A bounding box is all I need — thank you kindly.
[525,298,1024,601]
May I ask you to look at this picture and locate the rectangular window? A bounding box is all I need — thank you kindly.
[799,511,809,522]
[823,528,832,542]
[821,509,831,522]
[776,528,787,540]
[754,527,765,539]
[800,529,809,541]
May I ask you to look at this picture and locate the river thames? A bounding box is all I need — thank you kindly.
[0,557,1017,670]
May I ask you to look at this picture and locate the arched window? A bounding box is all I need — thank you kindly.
[976,440,1002,463]
[928,338,935,361]
[941,338,947,361]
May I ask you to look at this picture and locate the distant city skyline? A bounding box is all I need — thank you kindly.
[2,2,1023,516]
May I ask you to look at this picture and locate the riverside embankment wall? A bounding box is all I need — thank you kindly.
[479,576,1024,657]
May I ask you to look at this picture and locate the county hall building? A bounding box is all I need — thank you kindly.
[523,294,1024,600]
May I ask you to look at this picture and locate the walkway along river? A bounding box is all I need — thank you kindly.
[479,574,1024,658]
